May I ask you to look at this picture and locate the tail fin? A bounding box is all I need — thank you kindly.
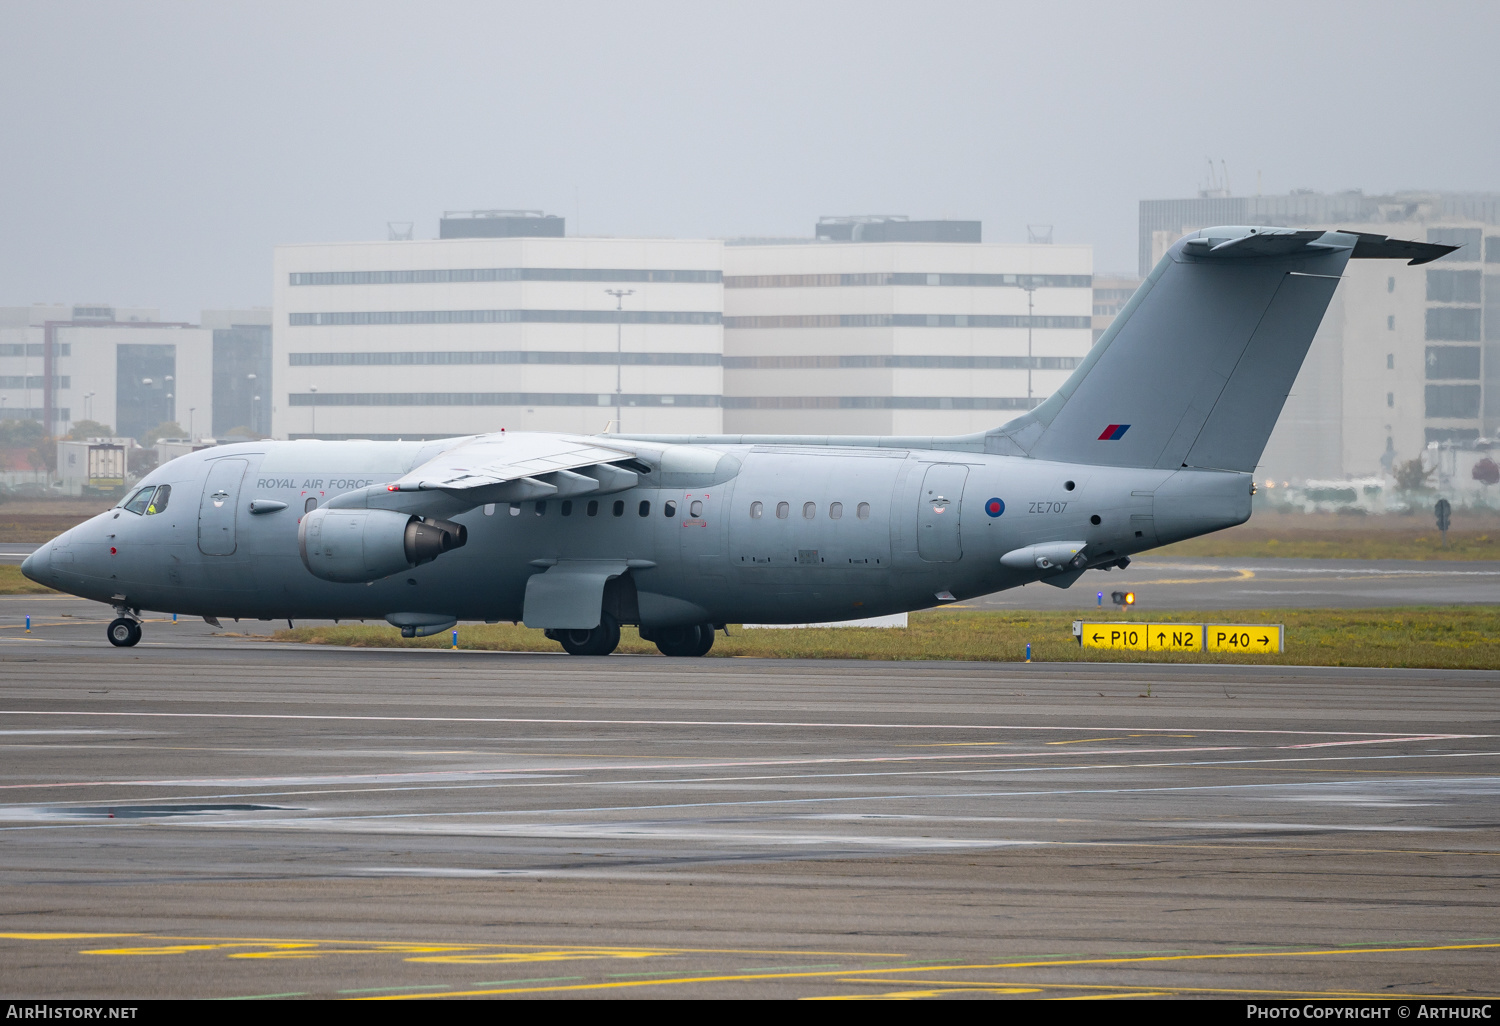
[988,227,1458,472]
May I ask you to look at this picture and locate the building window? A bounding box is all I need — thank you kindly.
[288,391,721,408]
[289,267,723,286]
[749,501,762,519]
[1426,346,1481,380]
[1387,316,1395,331]
[1388,276,1396,293]
[289,309,721,327]
[1426,307,1482,342]
[720,355,1080,371]
[722,396,1036,411]
[290,350,722,367]
[722,272,1091,289]
[1387,354,1395,369]
[1427,269,1482,304]
[1427,226,1482,255]
[776,501,789,519]
[1425,384,1481,418]
[723,313,1091,330]
[1487,236,1500,264]
[1387,392,1394,407]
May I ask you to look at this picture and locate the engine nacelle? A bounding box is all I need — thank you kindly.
[298,508,468,583]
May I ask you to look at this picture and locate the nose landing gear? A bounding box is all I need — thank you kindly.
[107,617,142,647]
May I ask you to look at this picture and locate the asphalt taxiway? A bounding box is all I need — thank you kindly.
[0,636,1495,1000]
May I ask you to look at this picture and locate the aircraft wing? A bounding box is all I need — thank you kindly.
[327,431,646,517]
[395,433,639,492]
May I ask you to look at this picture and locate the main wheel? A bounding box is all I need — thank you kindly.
[654,624,702,657]
[107,617,141,648]
[554,613,620,656]
[690,622,716,657]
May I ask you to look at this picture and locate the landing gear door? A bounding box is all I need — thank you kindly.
[917,463,968,562]
[198,458,248,556]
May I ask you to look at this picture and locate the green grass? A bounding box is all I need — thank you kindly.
[272,607,1500,670]
[0,564,55,595]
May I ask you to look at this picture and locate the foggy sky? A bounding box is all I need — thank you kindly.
[2,0,1497,320]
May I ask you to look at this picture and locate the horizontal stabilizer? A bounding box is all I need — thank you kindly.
[1343,230,1461,265]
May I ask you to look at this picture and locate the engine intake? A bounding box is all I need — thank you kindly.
[299,508,468,583]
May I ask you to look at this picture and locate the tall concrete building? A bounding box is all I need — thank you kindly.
[0,304,215,441]
[1140,191,1500,484]
[272,213,724,439]
[721,217,1093,436]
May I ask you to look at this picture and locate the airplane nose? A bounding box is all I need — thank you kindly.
[20,543,50,584]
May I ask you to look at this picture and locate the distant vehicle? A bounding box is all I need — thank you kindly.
[21,227,1455,654]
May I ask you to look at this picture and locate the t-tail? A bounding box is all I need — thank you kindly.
[984,226,1458,471]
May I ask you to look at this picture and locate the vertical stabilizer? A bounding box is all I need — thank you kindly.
[985,227,1455,472]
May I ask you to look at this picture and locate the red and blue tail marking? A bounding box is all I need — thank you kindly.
[1097,424,1131,441]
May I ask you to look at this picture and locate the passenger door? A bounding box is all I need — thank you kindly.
[198,458,248,556]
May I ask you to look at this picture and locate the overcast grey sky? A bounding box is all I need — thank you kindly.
[2,0,1497,319]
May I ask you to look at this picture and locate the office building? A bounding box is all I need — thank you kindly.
[0,304,215,442]
[272,216,724,439]
[721,216,1093,435]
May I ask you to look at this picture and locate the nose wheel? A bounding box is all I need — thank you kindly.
[107,617,142,647]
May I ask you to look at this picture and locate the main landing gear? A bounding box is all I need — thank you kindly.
[545,613,621,656]
[642,623,716,657]
[107,616,142,647]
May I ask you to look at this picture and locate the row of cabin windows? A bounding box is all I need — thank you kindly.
[749,500,871,520]
[482,498,704,518]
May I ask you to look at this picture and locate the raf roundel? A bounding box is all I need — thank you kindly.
[985,497,1005,518]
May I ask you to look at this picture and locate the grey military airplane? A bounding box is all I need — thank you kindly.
[21,226,1455,656]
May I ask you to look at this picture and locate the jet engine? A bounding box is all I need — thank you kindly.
[298,507,468,583]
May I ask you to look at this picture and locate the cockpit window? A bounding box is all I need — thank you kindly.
[145,484,171,515]
[123,486,155,515]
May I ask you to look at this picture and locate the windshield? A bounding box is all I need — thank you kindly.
[145,483,170,514]
[123,486,155,515]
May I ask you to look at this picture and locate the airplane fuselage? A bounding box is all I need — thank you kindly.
[26,439,1252,627]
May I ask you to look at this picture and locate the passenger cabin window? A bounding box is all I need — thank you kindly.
[534,501,547,516]
[145,484,170,515]
[638,500,651,517]
[587,500,599,517]
[123,486,154,515]
[509,503,521,516]
[857,502,871,519]
[690,500,703,517]
[664,500,678,517]
[612,500,625,517]
[776,501,789,519]
[829,501,842,519]
[802,501,816,519]
[750,501,763,518]
[561,500,572,516]
[304,497,318,514]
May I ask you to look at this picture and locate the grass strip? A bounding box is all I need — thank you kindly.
[0,564,56,595]
[271,606,1500,670]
